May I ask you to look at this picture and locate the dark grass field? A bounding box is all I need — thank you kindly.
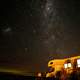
[0,72,80,80]
[0,72,36,80]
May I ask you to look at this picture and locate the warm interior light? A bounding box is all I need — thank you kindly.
[77,59,80,67]
[68,63,71,68]
[77,59,80,64]
[64,64,67,68]
[78,64,80,67]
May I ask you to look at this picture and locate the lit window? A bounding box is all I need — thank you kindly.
[64,64,67,68]
[77,59,80,64]
[78,64,80,67]
[68,63,71,68]
[77,59,80,67]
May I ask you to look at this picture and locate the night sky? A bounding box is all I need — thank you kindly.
[0,0,80,75]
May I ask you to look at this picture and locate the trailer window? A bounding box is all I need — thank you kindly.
[64,64,67,68]
[77,59,80,67]
[68,63,71,68]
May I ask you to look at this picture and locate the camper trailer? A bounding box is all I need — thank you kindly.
[46,56,80,77]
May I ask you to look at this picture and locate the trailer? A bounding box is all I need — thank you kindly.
[46,56,80,77]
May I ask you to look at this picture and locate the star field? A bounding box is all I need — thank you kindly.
[0,0,80,74]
